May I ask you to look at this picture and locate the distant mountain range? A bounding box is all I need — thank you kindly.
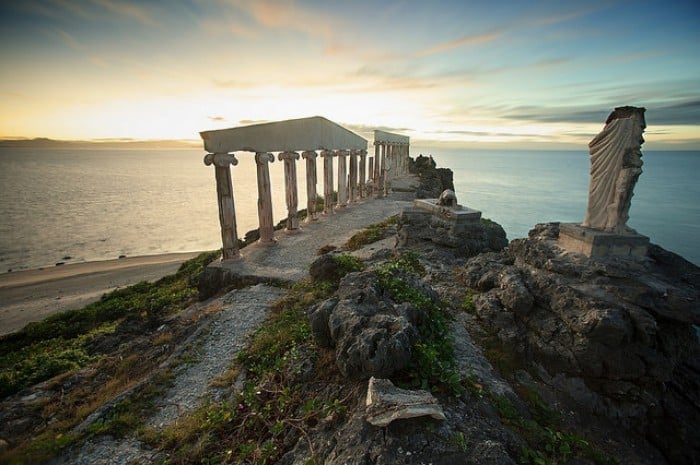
[0,138,201,149]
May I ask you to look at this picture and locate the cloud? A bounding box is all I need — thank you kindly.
[53,28,83,50]
[502,99,700,126]
[648,100,700,126]
[91,0,158,26]
[208,116,226,122]
[416,29,503,57]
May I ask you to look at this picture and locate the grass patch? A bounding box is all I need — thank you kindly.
[153,279,353,465]
[375,250,462,396]
[345,215,397,250]
[484,389,618,465]
[461,289,478,314]
[0,250,219,400]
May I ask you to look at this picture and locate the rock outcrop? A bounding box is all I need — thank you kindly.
[396,203,508,258]
[461,222,700,464]
[410,154,454,198]
[308,271,435,379]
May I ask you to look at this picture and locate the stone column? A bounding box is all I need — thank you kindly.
[278,151,300,232]
[321,149,335,215]
[374,142,383,198]
[379,143,387,198]
[358,149,367,200]
[302,150,318,222]
[255,152,275,245]
[204,152,240,260]
[386,143,394,180]
[406,143,410,175]
[348,149,358,204]
[403,143,410,175]
[336,150,348,208]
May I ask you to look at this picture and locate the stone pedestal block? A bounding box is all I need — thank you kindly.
[558,223,649,258]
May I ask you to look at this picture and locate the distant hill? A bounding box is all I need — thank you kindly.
[0,138,201,149]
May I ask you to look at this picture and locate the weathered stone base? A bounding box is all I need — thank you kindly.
[413,198,481,222]
[558,223,649,258]
[397,200,507,257]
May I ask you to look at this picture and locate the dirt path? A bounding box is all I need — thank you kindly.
[49,178,419,464]
[53,284,287,464]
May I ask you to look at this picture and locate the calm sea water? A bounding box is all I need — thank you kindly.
[0,147,698,272]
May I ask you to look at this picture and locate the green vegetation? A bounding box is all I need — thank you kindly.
[461,289,477,314]
[375,250,462,395]
[345,215,397,250]
[484,385,618,465]
[329,253,365,280]
[0,250,219,399]
[152,279,351,465]
[0,251,219,464]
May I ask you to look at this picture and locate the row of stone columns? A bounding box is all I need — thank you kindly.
[205,148,383,260]
[372,141,410,197]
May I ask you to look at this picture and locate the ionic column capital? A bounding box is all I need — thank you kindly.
[302,150,318,160]
[358,149,367,157]
[255,152,275,165]
[278,151,300,162]
[320,149,335,158]
[204,152,239,167]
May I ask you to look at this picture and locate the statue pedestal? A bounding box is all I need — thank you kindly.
[558,223,649,258]
[414,199,481,223]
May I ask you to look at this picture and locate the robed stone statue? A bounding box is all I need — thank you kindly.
[582,106,646,234]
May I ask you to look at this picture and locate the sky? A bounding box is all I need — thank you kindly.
[0,0,699,150]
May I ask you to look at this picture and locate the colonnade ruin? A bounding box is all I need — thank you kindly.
[200,116,410,260]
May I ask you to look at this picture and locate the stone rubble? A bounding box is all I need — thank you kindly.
[365,377,446,427]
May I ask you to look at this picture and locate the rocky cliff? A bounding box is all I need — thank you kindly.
[292,221,699,465]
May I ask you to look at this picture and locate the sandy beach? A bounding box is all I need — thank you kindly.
[0,252,203,337]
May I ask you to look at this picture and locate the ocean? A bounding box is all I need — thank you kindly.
[0,147,698,272]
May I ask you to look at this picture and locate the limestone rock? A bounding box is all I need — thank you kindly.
[464,222,700,463]
[410,154,454,199]
[365,377,446,427]
[397,205,507,258]
[309,253,339,282]
[309,271,422,379]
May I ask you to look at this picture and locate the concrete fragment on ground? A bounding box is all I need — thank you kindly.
[365,377,445,427]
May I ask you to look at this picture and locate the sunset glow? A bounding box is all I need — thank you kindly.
[1,0,699,149]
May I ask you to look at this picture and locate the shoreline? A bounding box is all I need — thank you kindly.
[0,251,205,337]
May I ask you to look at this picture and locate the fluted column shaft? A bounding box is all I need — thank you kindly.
[302,150,318,222]
[255,152,275,244]
[348,150,358,204]
[380,143,388,198]
[358,149,367,200]
[204,152,240,260]
[336,150,348,208]
[279,151,300,231]
[320,149,335,214]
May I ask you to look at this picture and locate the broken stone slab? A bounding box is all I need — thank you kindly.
[365,377,446,427]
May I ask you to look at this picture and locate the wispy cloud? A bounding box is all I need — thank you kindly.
[91,0,158,26]
[501,99,700,126]
[416,29,503,57]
